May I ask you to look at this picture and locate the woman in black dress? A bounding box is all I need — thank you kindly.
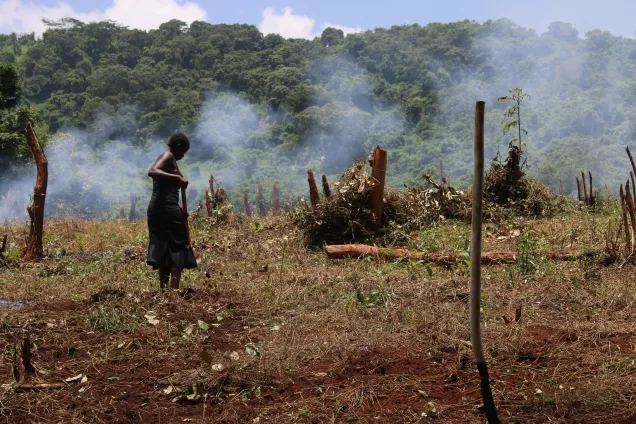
[147,133,197,289]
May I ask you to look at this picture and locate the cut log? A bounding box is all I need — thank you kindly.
[321,175,331,198]
[307,170,320,208]
[23,123,47,261]
[369,146,387,227]
[324,244,597,265]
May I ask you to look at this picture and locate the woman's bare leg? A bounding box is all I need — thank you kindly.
[159,265,170,289]
[170,267,182,290]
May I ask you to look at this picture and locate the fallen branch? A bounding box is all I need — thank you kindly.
[324,244,597,265]
[2,383,66,392]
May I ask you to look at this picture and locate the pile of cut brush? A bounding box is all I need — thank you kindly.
[482,145,558,218]
[297,161,468,247]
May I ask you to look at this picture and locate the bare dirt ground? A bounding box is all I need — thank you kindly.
[0,210,635,423]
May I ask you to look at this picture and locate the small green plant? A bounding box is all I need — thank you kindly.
[498,87,530,150]
[346,289,391,308]
[517,231,542,275]
[86,306,136,332]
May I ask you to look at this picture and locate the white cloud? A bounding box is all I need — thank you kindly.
[259,7,315,39]
[259,7,363,39]
[321,22,364,36]
[0,0,207,35]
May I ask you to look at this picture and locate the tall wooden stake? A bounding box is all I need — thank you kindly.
[576,177,582,202]
[620,185,632,251]
[471,101,499,424]
[369,146,387,227]
[631,172,636,206]
[307,170,320,209]
[23,122,48,261]
[627,147,636,181]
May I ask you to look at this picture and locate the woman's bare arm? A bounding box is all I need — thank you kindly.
[148,152,187,186]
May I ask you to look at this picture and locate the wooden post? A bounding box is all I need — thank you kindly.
[470,101,499,424]
[23,122,48,261]
[620,185,632,251]
[581,171,588,205]
[272,184,280,214]
[321,175,331,198]
[576,177,582,201]
[307,170,320,208]
[369,146,388,227]
[243,192,252,217]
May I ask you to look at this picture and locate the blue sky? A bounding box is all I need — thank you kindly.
[1,0,635,38]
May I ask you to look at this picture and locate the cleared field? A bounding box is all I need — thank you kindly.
[0,208,634,423]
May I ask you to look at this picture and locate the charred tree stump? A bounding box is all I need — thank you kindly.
[244,192,252,217]
[576,177,582,202]
[204,189,213,216]
[129,194,138,221]
[272,184,280,214]
[620,185,632,251]
[369,146,388,227]
[283,193,292,212]
[627,147,636,182]
[307,170,320,209]
[257,181,266,216]
[631,172,636,207]
[23,123,47,261]
[626,180,636,238]
[581,171,588,206]
[588,171,594,206]
[321,175,331,198]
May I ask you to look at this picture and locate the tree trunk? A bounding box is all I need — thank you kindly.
[576,177,581,201]
[23,123,47,262]
[272,184,280,214]
[243,193,252,217]
[323,244,593,264]
[369,146,387,227]
[257,180,266,216]
[307,170,320,209]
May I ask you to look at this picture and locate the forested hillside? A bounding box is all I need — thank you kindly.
[1,17,635,217]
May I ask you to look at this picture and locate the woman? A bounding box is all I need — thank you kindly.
[147,132,197,289]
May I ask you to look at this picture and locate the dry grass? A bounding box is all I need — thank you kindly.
[0,206,634,423]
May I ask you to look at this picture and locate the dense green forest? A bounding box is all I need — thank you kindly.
[1,17,635,217]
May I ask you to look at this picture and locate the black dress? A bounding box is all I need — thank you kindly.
[146,169,197,270]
